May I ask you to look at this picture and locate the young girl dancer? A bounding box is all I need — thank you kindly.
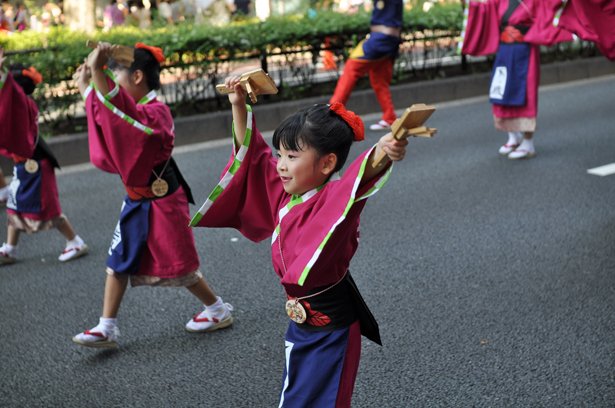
[190,75,408,407]
[0,48,87,263]
[72,42,232,348]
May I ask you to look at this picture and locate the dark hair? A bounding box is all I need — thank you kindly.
[272,104,355,173]
[107,48,161,91]
[8,63,35,95]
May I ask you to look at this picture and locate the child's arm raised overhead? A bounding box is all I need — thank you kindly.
[225,76,248,148]
[360,132,408,187]
[89,42,113,96]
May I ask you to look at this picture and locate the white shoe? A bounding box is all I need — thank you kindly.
[73,321,120,348]
[0,243,18,264]
[369,120,393,131]
[509,146,536,160]
[186,302,234,333]
[499,142,520,155]
[59,243,88,262]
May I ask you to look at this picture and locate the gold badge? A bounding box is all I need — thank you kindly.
[151,179,169,197]
[376,0,384,9]
[25,159,39,174]
[286,299,307,324]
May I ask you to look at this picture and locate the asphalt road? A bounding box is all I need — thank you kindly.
[1,75,614,408]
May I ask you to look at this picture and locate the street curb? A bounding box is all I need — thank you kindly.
[2,56,613,174]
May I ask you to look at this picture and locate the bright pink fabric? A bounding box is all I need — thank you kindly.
[86,78,174,186]
[194,116,386,297]
[559,0,615,61]
[6,158,62,221]
[0,72,37,159]
[139,186,200,279]
[523,0,574,46]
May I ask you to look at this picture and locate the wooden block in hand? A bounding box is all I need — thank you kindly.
[373,104,436,168]
[215,69,278,103]
[86,40,134,68]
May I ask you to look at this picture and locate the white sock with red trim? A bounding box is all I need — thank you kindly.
[74,317,118,343]
[205,297,225,317]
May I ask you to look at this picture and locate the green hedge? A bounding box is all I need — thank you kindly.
[1,4,462,83]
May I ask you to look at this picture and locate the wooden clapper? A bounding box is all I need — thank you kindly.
[216,69,278,103]
[86,40,135,68]
[372,104,437,168]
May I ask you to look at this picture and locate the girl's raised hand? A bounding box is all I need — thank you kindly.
[89,42,113,72]
[225,75,248,106]
[377,132,408,162]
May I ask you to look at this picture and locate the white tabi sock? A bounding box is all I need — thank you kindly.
[517,137,534,152]
[507,131,522,146]
[205,296,224,315]
[67,235,84,249]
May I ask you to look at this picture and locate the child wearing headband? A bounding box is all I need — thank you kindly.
[0,47,88,264]
[190,75,408,407]
[73,42,232,348]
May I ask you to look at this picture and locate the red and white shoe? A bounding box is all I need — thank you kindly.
[509,145,536,160]
[73,323,119,348]
[369,120,393,131]
[58,243,88,262]
[0,243,18,264]
[499,142,520,155]
[186,302,234,333]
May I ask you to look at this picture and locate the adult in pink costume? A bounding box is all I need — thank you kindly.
[73,42,232,348]
[460,0,573,159]
[0,48,88,264]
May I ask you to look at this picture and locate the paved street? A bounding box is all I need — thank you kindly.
[1,75,614,407]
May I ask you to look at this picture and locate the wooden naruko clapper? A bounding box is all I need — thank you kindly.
[372,103,437,168]
[216,69,278,103]
[86,40,135,68]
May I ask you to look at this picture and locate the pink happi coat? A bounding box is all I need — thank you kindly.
[0,70,62,221]
[461,0,574,120]
[84,72,199,278]
[190,107,392,297]
[557,0,615,61]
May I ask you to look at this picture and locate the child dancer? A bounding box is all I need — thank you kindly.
[0,48,88,263]
[72,42,232,348]
[190,75,408,407]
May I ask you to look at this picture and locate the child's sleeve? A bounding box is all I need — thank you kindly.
[0,69,38,158]
[85,70,170,186]
[460,0,501,56]
[190,106,286,243]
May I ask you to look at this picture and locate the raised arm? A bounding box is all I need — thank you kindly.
[224,75,249,149]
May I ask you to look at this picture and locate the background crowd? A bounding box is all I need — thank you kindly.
[0,0,443,33]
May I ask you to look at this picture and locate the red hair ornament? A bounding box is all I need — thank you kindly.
[22,67,42,85]
[135,42,165,63]
[329,102,364,141]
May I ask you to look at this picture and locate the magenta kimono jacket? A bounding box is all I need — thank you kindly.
[190,107,392,298]
[84,71,200,278]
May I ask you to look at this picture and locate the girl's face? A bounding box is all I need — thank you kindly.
[276,144,334,196]
[112,68,143,102]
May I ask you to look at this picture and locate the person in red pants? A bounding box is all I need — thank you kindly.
[330,0,402,131]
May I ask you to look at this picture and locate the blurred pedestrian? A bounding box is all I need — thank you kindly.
[157,0,173,24]
[103,0,125,29]
[129,0,152,28]
[460,0,574,159]
[330,0,402,131]
[13,2,29,31]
